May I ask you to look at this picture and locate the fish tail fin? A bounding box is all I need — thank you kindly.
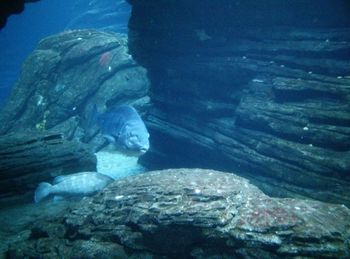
[34,182,52,203]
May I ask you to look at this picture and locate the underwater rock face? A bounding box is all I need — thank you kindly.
[7,169,350,258]
[0,29,150,204]
[127,1,350,206]
[0,131,96,205]
[0,29,150,145]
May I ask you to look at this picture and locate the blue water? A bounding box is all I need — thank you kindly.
[0,0,130,105]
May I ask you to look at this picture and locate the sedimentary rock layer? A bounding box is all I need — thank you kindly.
[127,1,350,206]
[0,29,150,204]
[0,29,150,141]
[0,131,96,204]
[7,169,350,258]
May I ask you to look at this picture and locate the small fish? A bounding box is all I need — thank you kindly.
[34,172,113,203]
[92,105,150,156]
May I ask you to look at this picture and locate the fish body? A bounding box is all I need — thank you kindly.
[34,172,113,203]
[94,105,150,156]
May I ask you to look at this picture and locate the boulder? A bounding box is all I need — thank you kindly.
[6,169,350,258]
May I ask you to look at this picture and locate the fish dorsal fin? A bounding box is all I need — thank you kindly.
[103,134,116,143]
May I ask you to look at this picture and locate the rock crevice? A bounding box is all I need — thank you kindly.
[127,0,350,206]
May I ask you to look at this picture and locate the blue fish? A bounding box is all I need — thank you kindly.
[93,105,150,156]
[34,172,113,203]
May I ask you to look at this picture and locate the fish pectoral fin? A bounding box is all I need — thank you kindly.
[34,182,52,203]
[53,195,65,203]
[53,175,68,184]
[103,134,116,143]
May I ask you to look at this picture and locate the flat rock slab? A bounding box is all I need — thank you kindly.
[7,169,350,258]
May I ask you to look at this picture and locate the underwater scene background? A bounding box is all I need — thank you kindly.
[0,0,350,258]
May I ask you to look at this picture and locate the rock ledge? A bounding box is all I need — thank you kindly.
[8,168,350,258]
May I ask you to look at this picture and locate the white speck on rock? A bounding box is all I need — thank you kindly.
[36,95,44,106]
[252,78,264,83]
[115,195,124,200]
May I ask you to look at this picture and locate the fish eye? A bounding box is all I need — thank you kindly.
[129,135,138,142]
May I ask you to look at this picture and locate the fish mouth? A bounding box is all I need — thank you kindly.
[139,147,148,153]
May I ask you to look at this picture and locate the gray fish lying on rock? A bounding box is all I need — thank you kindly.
[34,172,114,203]
[92,105,150,156]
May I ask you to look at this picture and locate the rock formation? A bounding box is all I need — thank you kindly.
[0,1,350,257]
[0,1,349,207]
[6,169,350,258]
[127,0,350,206]
[0,29,149,204]
[0,131,96,205]
[0,29,150,142]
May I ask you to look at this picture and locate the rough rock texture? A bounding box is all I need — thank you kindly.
[6,169,350,258]
[0,29,150,145]
[0,131,96,205]
[0,200,74,255]
[0,29,149,204]
[127,0,350,206]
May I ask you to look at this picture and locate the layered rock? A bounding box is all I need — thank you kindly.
[0,29,149,204]
[6,169,350,258]
[127,1,350,206]
[0,29,150,143]
[0,131,96,205]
